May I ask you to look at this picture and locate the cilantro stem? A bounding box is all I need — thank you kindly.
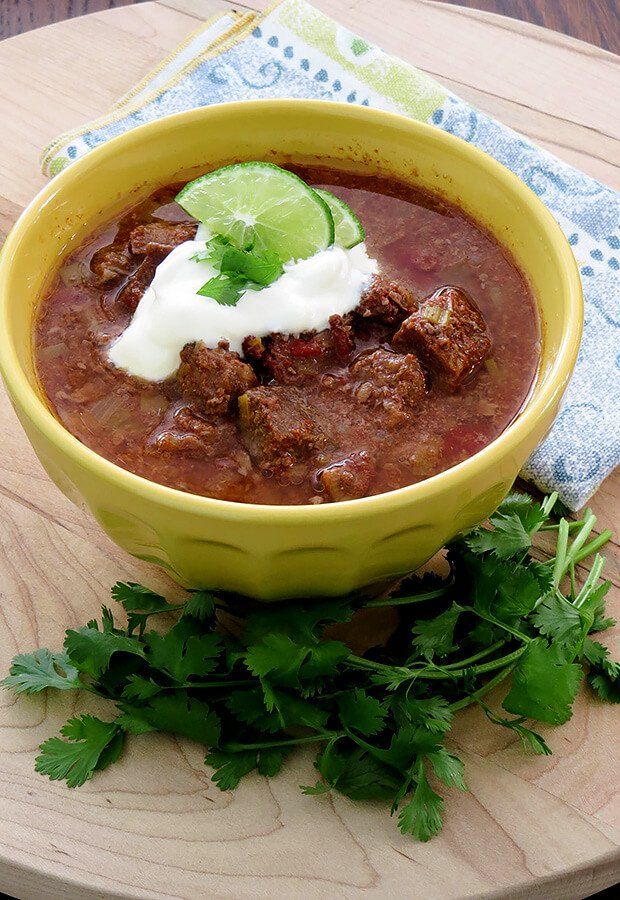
[571,530,612,566]
[365,587,450,608]
[347,656,410,676]
[541,491,559,517]
[449,662,518,711]
[413,646,526,680]
[143,604,186,617]
[220,732,336,753]
[441,640,506,670]
[459,606,531,644]
[347,643,525,683]
[552,518,570,587]
[569,562,577,600]
[564,509,596,568]
[540,520,584,532]
[171,679,254,690]
[463,646,525,675]
[574,554,605,609]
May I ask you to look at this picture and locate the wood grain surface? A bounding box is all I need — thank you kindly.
[0,1,618,898]
[2,0,619,53]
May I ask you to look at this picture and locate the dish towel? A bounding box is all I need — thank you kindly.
[41,0,619,510]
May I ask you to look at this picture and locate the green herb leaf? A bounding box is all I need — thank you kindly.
[64,626,146,677]
[582,639,620,703]
[385,725,443,771]
[395,696,454,733]
[121,674,162,701]
[464,494,547,560]
[411,603,461,657]
[301,780,330,795]
[426,749,467,790]
[35,715,123,788]
[111,582,173,635]
[6,491,616,845]
[532,590,583,649]
[197,274,247,306]
[588,670,620,703]
[146,619,221,683]
[502,637,583,725]
[338,689,388,736]
[192,234,235,265]
[397,762,444,842]
[120,694,221,745]
[206,749,257,790]
[193,234,284,305]
[480,703,551,755]
[1,649,81,694]
[220,245,284,286]
[323,746,401,801]
[183,590,218,621]
[245,633,349,688]
[244,598,354,645]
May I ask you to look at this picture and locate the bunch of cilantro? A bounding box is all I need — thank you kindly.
[3,492,618,842]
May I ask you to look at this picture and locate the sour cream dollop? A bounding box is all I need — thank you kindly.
[108,240,378,381]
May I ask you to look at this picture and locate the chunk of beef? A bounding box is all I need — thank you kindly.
[90,233,135,284]
[148,404,243,459]
[355,275,416,326]
[130,221,198,255]
[316,451,376,502]
[328,314,355,363]
[349,349,426,424]
[242,335,266,362]
[148,405,220,458]
[261,333,328,384]
[238,386,327,479]
[392,286,491,390]
[177,342,258,416]
[261,317,354,385]
[116,252,162,311]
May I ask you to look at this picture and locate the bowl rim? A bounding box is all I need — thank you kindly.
[0,99,583,521]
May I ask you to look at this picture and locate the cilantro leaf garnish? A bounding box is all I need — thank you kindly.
[193,234,284,306]
[197,274,247,306]
[220,245,283,285]
[4,492,618,843]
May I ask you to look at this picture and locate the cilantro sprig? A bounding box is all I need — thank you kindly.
[3,493,617,841]
[193,235,284,306]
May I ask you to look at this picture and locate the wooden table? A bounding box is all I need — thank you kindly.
[0,2,618,898]
[2,0,619,53]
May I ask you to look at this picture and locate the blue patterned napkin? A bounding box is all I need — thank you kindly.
[42,0,619,509]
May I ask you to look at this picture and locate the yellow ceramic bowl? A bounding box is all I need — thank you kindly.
[0,101,582,599]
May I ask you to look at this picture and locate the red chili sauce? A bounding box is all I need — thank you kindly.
[34,167,541,505]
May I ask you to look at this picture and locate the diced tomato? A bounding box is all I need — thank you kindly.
[289,338,324,358]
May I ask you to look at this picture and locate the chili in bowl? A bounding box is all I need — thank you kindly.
[0,101,582,598]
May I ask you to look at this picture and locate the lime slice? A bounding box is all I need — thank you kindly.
[176,162,334,263]
[314,189,364,249]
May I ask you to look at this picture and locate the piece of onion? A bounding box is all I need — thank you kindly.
[38,341,69,362]
[89,393,133,428]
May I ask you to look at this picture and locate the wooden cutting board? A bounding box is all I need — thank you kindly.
[0,2,618,897]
